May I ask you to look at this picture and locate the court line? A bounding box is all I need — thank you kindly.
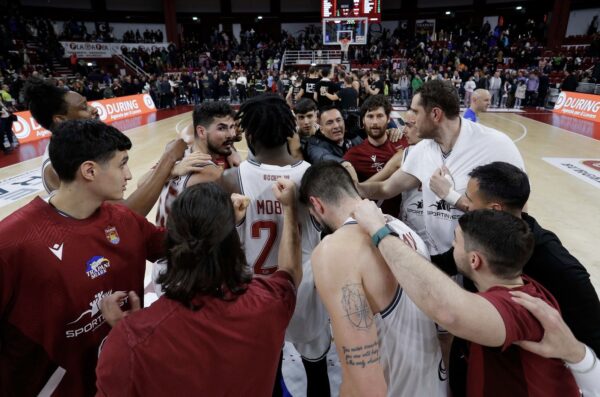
[488,114,528,143]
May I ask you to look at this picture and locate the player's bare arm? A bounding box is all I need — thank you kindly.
[312,237,387,397]
[272,178,302,287]
[220,167,242,195]
[124,138,187,216]
[358,168,420,200]
[352,199,507,347]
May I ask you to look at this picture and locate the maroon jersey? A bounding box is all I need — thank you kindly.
[96,271,296,396]
[0,198,164,396]
[343,136,408,216]
[468,276,580,397]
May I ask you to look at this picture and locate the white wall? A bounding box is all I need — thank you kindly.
[566,8,600,36]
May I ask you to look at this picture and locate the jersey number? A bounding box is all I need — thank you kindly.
[251,221,278,275]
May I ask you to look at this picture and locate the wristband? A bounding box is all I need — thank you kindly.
[443,189,462,206]
[371,225,399,248]
[565,345,597,374]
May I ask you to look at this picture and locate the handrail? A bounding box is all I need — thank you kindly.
[281,50,344,68]
[113,52,149,78]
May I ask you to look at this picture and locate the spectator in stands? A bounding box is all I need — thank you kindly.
[464,76,476,106]
[488,71,502,107]
[525,71,539,107]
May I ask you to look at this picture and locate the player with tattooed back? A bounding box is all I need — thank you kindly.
[300,161,447,397]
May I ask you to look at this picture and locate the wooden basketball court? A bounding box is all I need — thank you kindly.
[0,110,598,291]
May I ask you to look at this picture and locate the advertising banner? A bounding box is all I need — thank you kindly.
[553,91,600,123]
[60,41,170,58]
[12,94,156,144]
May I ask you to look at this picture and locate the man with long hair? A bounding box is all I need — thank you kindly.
[96,180,302,396]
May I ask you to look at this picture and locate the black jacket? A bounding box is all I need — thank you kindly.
[305,131,363,164]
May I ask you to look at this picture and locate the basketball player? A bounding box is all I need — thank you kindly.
[352,201,581,397]
[221,94,331,396]
[343,95,407,215]
[398,109,428,246]
[463,89,491,122]
[0,120,165,396]
[153,101,236,227]
[22,78,187,216]
[357,80,524,262]
[301,161,446,396]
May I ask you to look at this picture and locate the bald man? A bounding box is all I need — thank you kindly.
[463,89,490,122]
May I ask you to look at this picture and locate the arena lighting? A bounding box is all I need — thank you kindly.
[445,11,451,15]
[311,63,317,66]
[87,62,93,66]
[257,15,263,20]
[192,16,198,20]
[516,6,523,10]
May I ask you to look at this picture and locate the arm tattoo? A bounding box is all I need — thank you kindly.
[341,283,374,330]
[342,342,380,368]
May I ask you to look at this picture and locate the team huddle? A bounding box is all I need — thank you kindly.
[0,76,599,397]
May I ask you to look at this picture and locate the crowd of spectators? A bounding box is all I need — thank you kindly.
[1,4,600,115]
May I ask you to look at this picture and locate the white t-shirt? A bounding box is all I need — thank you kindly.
[464,80,476,93]
[401,118,525,255]
[400,146,431,249]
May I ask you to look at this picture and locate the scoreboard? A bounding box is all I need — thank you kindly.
[321,0,381,21]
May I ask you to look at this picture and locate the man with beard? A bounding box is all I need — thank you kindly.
[351,201,581,397]
[22,77,186,216]
[301,161,447,397]
[357,80,524,263]
[343,95,407,215]
[221,94,332,397]
[154,101,236,227]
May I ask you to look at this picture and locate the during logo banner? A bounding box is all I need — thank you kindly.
[553,91,600,123]
[12,94,156,144]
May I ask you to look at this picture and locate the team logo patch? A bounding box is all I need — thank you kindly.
[105,226,120,244]
[85,256,110,279]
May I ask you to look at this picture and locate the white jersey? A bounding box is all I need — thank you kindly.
[155,148,217,227]
[401,118,524,255]
[378,219,446,396]
[152,148,217,296]
[400,146,432,249]
[237,159,328,347]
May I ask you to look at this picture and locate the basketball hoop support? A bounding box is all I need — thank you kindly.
[339,38,351,63]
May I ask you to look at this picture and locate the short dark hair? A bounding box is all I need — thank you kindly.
[360,95,392,120]
[158,183,251,308]
[237,94,295,149]
[294,98,317,115]
[299,161,359,205]
[192,101,234,129]
[49,120,132,182]
[22,78,68,129]
[318,105,341,120]
[458,209,534,278]
[469,162,530,211]
[416,79,460,119]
